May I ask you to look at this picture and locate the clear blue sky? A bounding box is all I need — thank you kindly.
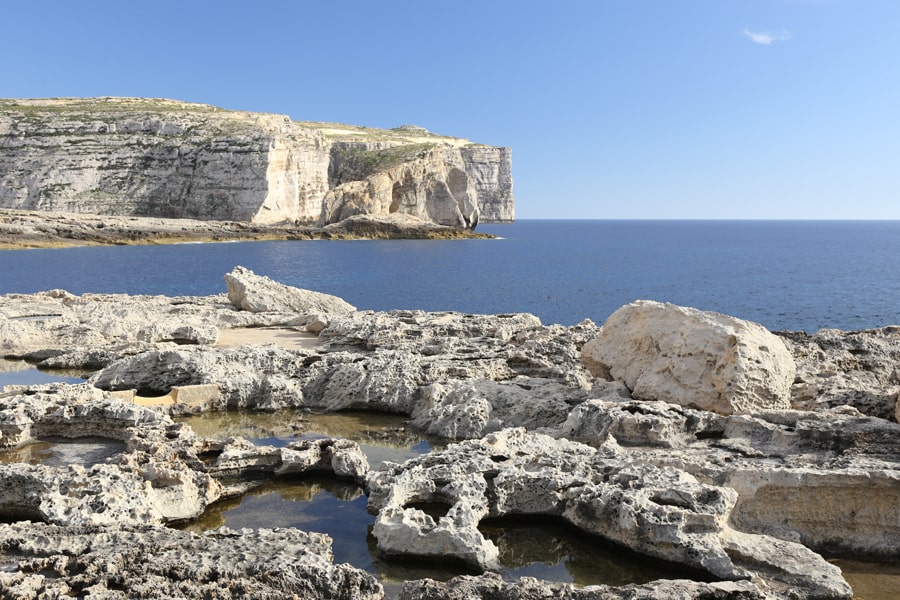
[2,0,898,219]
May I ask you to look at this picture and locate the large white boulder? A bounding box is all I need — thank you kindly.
[581,300,795,415]
[224,266,355,314]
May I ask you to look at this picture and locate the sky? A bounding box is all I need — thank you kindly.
[2,0,898,219]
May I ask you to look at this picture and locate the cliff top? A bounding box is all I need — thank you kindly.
[1,97,223,112]
[295,120,472,147]
[1,97,481,148]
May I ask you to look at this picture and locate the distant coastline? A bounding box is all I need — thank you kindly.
[0,209,493,250]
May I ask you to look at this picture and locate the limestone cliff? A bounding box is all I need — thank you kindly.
[0,98,514,227]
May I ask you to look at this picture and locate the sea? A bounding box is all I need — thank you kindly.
[2,219,899,333]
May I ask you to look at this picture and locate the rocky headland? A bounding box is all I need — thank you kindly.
[0,98,513,236]
[0,209,494,249]
[1,267,898,599]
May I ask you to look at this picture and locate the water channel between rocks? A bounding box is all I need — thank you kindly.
[174,409,692,597]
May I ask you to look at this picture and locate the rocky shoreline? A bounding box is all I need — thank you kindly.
[0,209,493,249]
[1,267,898,599]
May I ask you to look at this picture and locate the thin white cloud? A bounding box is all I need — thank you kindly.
[744,28,791,45]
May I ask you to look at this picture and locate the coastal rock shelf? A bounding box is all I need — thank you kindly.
[0,208,496,249]
[1,267,898,599]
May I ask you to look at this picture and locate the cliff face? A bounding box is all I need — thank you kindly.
[0,98,513,227]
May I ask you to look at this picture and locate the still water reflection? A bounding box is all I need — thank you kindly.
[0,437,125,467]
[175,409,694,597]
[0,358,86,388]
[177,409,441,469]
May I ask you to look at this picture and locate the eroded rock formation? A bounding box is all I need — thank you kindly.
[0,97,514,228]
[0,522,382,600]
[2,273,898,599]
[397,573,763,600]
[779,327,900,421]
[368,428,851,600]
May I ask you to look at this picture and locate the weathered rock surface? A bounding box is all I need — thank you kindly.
[212,436,369,484]
[0,382,371,527]
[367,428,851,600]
[4,275,900,599]
[0,383,222,525]
[398,572,764,600]
[556,399,900,559]
[86,309,598,428]
[778,327,900,421]
[0,97,513,229]
[0,268,358,363]
[323,145,480,228]
[0,522,382,600]
[225,265,356,314]
[321,212,495,239]
[582,301,796,415]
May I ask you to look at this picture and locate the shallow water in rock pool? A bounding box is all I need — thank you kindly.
[174,410,698,597]
[176,409,442,469]
[828,559,900,600]
[0,358,86,388]
[0,437,125,467]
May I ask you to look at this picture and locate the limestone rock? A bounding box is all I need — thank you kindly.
[0,384,222,525]
[88,344,309,411]
[322,145,482,229]
[460,145,514,223]
[212,436,369,484]
[582,301,795,414]
[555,398,900,560]
[398,573,764,600]
[322,212,493,239]
[0,382,375,528]
[411,378,582,440]
[3,278,896,600]
[779,327,900,420]
[0,522,382,600]
[367,428,850,600]
[0,97,514,227]
[0,207,494,249]
[0,98,330,224]
[0,288,302,358]
[224,265,356,314]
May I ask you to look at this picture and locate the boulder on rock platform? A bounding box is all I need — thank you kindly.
[224,265,356,314]
[582,301,795,415]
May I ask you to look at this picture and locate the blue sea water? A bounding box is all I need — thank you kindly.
[2,220,899,333]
